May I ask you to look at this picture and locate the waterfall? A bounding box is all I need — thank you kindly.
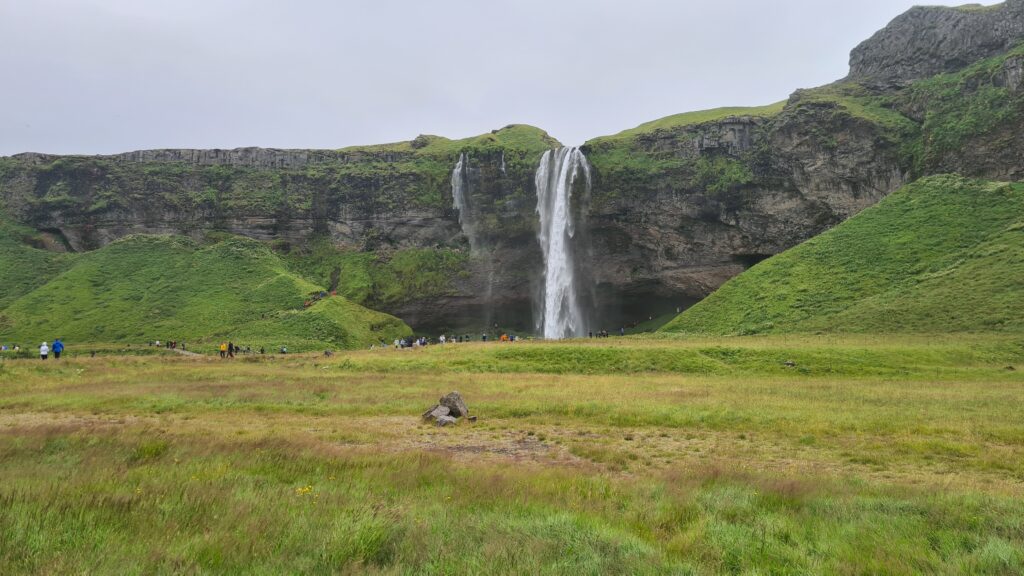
[535,147,592,340]
[451,153,478,250]
[451,152,494,328]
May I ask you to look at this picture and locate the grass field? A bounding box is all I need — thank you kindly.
[2,335,1023,574]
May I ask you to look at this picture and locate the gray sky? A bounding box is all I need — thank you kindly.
[0,0,979,155]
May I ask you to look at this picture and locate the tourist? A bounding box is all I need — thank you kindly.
[620,327,625,337]
[52,338,64,359]
[280,346,287,354]
[219,342,227,358]
[440,334,446,344]
[259,346,265,355]
[228,342,235,358]
[39,341,49,360]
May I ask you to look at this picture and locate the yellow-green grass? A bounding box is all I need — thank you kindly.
[1,335,1023,574]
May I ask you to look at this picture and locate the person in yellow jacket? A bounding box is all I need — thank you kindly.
[219,342,227,359]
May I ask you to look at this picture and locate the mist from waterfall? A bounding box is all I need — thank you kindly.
[535,147,591,340]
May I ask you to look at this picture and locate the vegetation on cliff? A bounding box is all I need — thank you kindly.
[283,237,469,308]
[661,175,1024,335]
[899,43,1024,176]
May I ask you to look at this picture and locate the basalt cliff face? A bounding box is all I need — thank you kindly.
[2,2,1023,333]
[849,0,1024,88]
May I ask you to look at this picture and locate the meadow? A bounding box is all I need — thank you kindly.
[2,335,1023,574]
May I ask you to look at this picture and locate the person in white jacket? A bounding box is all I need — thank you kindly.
[39,342,49,360]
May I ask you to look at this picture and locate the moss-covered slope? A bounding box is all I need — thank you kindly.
[660,175,1024,335]
[0,232,411,350]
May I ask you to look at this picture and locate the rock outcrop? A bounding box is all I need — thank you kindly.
[423,392,470,427]
[849,0,1024,87]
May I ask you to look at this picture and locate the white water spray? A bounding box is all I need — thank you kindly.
[535,147,592,339]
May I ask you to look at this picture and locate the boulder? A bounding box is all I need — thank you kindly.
[439,392,469,418]
[421,404,451,422]
[436,415,458,427]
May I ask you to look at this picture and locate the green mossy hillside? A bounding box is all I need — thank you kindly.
[0,234,411,351]
[0,217,75,309]
[661,175,1024,335]
[283,237,469,308]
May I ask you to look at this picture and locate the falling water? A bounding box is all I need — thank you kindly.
[535,147,592,339]
[451,153,477,249]
[451,153,494,328]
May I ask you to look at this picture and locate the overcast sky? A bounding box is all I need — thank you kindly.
[0,0,981,155]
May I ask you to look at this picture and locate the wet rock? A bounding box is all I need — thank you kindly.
[439,392,469,418]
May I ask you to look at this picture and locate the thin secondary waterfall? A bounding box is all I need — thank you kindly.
[535,147,592,339]
[451,153,494,328]
[451,153,477,249]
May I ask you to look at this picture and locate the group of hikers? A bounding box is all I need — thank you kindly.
[381,331,524,350]
[590,328,625,338]
[150,340,186,351]
[373,324,635,351]
[217,342,269,358]
[37,339,65,360]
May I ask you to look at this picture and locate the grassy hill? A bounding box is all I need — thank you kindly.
[661,175,1024,335]
[0,232,411,351]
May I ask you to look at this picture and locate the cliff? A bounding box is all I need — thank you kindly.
[2,2,1023,334]
[849,0,1024,87]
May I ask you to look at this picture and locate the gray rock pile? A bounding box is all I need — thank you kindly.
[422,392,474,427]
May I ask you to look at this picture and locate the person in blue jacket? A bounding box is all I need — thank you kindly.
[52,338,65,360]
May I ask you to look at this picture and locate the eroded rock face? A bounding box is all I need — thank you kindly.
[582,104,908,324]
[849,0,1024,88]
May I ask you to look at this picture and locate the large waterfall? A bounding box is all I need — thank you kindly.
[535,147,592,339]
